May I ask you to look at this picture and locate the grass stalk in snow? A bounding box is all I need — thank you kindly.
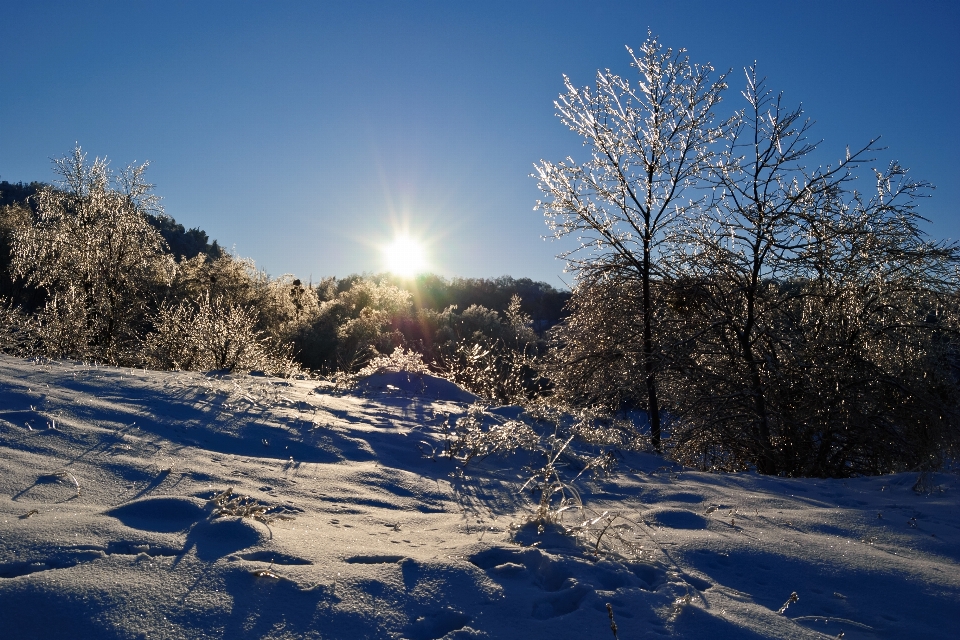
[606,602,619,639]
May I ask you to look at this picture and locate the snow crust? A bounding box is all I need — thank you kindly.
[0,355,957,639]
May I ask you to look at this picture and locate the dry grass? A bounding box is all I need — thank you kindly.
[208,487,297,525]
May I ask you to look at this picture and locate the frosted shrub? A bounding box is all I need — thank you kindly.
[358,347,430,377]
[291,279,412,373]
[145,295,297,375]
[34,287,94,360]
[440,298,546,405]
[10,147,174,364]
[443,405,540,466]
[0,297,36,355]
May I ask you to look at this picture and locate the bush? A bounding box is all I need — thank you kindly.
[0,297,36,356]
[144,294,298,375]
[293,279,411,372]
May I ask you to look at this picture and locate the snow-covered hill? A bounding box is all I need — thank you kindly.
[0,356,957,639]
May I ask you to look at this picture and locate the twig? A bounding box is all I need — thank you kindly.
[606,603,620,639]
[777,591,799,614]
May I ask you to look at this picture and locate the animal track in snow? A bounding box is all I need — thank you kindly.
[470,545,678,621]
[647,508,708,530]
[403,609,472,640]
[531,583,591,620]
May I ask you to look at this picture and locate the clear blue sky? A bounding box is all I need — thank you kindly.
[2,1,957,287]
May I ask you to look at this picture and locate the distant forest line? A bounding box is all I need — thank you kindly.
[0,174,569,387]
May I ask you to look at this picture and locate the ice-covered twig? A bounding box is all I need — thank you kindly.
[777,591,799,614]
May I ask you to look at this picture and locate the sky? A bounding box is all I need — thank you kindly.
[1,0,957,287]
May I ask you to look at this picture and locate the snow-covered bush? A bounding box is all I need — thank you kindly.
[144,294,298,375]
[168,254,321,346]
[0,201,35,304]
[438,295,549,404]
[544,274,650,413]
[442,404,540,466]
[357,346,430,377]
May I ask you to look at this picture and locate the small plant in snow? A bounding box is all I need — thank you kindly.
[443,404,539,467]
[606,602,620,639]
[208,487,296,525]
[39,470,81,497]
[777,591,799,614]
[522,434,583,525]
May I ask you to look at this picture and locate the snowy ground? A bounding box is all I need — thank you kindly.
[0,355,957,639]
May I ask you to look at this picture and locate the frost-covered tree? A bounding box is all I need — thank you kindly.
[11,147,173,362]
[668,69,960,475]
[536,35,728,449]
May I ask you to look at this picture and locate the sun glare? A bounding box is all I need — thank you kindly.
[383,235,427,277]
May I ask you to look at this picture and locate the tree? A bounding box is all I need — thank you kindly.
[11,147,173,362]
[535,35,728,450]
[668,68,960,475]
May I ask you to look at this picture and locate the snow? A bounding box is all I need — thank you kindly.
[0,355,957,639]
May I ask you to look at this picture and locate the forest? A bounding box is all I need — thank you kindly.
[2,38,958,480]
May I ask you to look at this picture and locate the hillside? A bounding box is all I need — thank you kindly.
[0,355,957,639]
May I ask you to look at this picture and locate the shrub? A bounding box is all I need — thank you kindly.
[0,297,36,356]
[144,294,298,375]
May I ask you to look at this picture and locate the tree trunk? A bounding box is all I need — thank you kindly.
[741,264,774,473]
[643,236,662,451]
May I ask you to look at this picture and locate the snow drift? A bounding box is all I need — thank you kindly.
[0,355,957,639]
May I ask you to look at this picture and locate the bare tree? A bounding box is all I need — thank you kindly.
[535,35,728,450]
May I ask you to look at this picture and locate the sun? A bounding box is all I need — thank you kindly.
[383,235,427,277]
